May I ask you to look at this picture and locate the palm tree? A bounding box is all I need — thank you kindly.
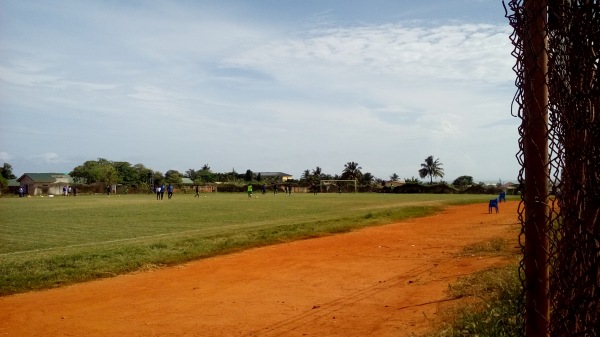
[362,172,374,185]
[419,156,444,184]
[311,166,322,178]
[311,166,323,185]
[390,173,400,181]
[301,169,311,182]
[341,161,362,181]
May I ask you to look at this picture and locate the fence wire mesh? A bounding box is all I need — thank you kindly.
[506,0,599,336]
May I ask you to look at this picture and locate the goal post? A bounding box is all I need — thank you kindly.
[320,179,357,193]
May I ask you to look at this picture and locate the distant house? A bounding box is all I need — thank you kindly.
[17,173,73,196]
[257,172,293,182]
[180,177,194,186]
[383,179,406,187]
[500,182,518,194]
[179,177,193,191]
[6,179,20,195]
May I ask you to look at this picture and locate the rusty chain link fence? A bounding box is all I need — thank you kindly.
[506,0,599,336]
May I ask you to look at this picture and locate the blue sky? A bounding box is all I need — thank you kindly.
[0,0,518,183]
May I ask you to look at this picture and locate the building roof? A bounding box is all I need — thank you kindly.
[258,172,292,177]
[180,177,194,185]
[500,182,518,189]
[17,173,73,183]
[384,179,406,185]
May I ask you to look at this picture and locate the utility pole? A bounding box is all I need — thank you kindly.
[522,0,550,336]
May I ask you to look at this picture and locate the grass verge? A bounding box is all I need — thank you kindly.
[424,237,522,337]
[427,265,522,337]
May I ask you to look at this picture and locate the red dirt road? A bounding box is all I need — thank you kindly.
[0,201,520,337]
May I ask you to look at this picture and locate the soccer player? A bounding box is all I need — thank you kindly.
[167,185,174,199]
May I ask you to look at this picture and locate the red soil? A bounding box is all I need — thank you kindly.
[0,201,520,337]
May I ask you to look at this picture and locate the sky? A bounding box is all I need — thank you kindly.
[0,0,519,183]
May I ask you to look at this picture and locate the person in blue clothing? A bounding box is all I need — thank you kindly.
[160,184,165,200]
[168,184,174,199]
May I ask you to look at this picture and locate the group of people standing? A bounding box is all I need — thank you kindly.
[62,186,77,196]
[154,183,296,200]
[155,185,174,200]
[245,183,294,197]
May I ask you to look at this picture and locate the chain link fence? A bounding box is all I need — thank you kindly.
[506,0,599,336]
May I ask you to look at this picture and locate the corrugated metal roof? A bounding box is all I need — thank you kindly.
[17,173,73,183]
[180,177,194,185]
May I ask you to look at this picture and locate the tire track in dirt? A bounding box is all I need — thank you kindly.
[254,253,510,337]
[256,262,439,336]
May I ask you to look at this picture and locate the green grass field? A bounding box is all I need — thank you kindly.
[0,192,498,295]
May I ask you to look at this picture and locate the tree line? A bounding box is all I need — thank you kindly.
[0,155,486,191]
[65,159,379,189]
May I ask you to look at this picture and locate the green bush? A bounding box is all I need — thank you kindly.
[391,183,459,194]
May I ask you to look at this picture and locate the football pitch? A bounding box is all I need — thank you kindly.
[0,192,497,295]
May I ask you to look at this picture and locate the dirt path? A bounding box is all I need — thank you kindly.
[0,201,520,337]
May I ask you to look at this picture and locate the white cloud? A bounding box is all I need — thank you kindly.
[28,153,71,165]
[226,23,513,83]
[0,152,13,162]
[0,65,62,88]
